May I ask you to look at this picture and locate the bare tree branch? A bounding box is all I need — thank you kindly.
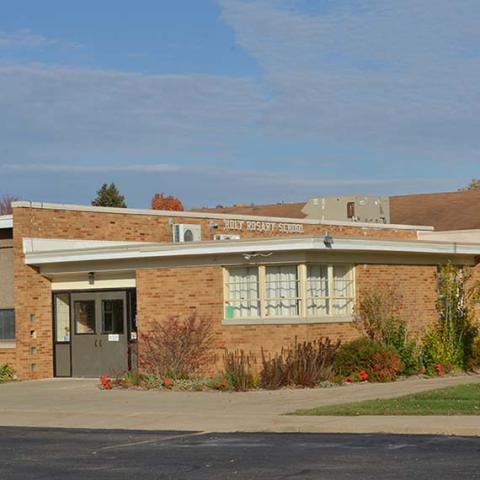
[0,195,20,215]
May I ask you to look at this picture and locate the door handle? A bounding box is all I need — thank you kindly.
[99,339,103,347]
[95,339,98,348]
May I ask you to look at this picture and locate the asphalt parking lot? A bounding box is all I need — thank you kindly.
[1,427,479,480]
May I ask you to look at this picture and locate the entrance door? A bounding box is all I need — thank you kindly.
[71,291,128,377]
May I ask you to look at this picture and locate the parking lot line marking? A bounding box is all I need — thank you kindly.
[96,431,207,451]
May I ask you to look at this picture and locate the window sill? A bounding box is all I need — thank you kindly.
[222,316,353,326]
[0,341,16,349]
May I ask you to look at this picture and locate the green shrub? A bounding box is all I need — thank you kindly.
[0,364,15,383]
[386,322,421,375]
[333,337,402,382]
[421,263,480,372]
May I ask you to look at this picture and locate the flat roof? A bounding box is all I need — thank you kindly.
[12,201,434,231]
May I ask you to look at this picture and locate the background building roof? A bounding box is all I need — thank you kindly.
[195,190,480,231]
[197,202,307,219]
[390,190,480,231]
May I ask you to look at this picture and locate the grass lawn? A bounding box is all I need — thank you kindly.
[292,383,480,416]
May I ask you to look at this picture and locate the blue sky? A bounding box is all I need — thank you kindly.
[1,0,479,208]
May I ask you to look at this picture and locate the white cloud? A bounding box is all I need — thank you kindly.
[0,64,264,162]
[0,29,79,50]
[2,161,448,190]
[216,0,480,159]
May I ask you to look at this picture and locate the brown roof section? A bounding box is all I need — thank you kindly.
[390,190,480,231]
[194,190,480,231]
[196,202,307,219]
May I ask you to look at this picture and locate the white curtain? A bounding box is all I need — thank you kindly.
[227,267,260,318]
[332,265,354,315]
[306,265,329,316]
[265,265,299,317]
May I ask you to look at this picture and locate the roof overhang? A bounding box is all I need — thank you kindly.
[24,235,480,267]
[0,215,13,229]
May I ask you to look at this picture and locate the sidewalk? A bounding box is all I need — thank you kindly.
[1,373,480,435]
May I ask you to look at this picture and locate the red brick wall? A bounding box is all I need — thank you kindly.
[356,264,438,337]
[0,349,16,369]
[9,205,428,379]
[136,263,439,374]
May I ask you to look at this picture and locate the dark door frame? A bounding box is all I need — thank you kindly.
[52,288,137,378]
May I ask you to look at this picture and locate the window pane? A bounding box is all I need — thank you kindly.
[55,294,70,342]
[102,300,124,334]
[332,266,354,315]
[331,298,354,315]
[306,265,329,316]
[74,301,95,334]
[0,309,15,340]
[265,266,299,317]
[226,267,260,318]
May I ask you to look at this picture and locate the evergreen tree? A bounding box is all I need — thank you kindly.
[91,183,127,208]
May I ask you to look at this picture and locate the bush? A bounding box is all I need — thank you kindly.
[353,288,404,343]
[223,350,257,391]
[333,337,402,382]
[422,263,480,372]
[386,322,421,376]
[0,364,15,383]
[138,312,215,378]
[354,287,421,375]
[260,338,340,389]
[466,338,480,371]
[368,350,402,382]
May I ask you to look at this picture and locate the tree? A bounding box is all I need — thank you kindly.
[91,183,127,208]
[151,192,184,211]
[0,195,19,215]
[459,179,480,191]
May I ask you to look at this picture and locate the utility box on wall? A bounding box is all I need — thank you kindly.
[302,195,390,224]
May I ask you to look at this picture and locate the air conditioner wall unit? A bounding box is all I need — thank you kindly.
[213,234,241,241]
[173,224,202,243]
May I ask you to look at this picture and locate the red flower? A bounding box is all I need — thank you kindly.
[162,376,175,387]
[358,370,368,381]
[345,375,353,383]
[433,364,444,377]
[214,377,227,390]
[99,375,112,390]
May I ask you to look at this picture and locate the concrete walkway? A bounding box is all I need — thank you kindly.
[1,374,480,436]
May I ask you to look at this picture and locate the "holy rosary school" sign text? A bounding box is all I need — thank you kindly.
[223,219,304,234]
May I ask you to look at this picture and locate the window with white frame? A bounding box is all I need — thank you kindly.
[224,264,355,322]
[306,265,354,316]
[224,267,260,319]
[306,265,329,316]
[265,265,300,317]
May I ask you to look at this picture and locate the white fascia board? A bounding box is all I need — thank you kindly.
[24,235,480,266]
[0,215,13,229]
[11,200,434,231]
[22,237,157,254]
